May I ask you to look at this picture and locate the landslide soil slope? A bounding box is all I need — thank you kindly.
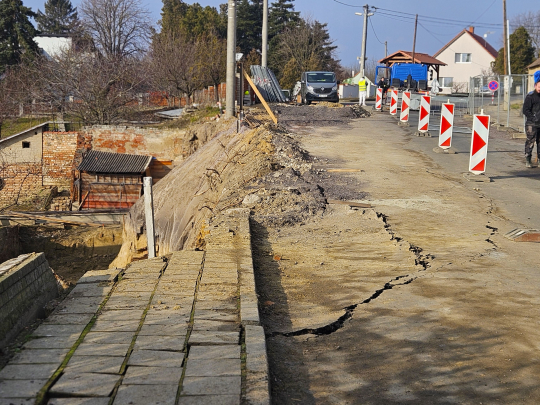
[248,111,540,404]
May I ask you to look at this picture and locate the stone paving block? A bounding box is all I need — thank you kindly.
[102,296,149,310]
[90,320,140,333]
[184,359,241,377]
[138,323,187,336]
[65,355,124,375]
[160,269,200,279]
[155,281,195,294]
[151,294,194,308]
[10,349,69,364]
[52,304,100,315]
[57,296,106,307]
[83,331,135,345]
[143,311,190,326]
[181,376,241,396]
[192,320,239,332]
[78,269,121,284]
[44,313,94,325]
[0,363,58,380]
[68,284,113,298]
[121,270,161,280]
[133,334,185,352]
[193,310,237,322]
[178,395,240,405]
[0,379,48,398]
[96,309,144,321]
[23,335,79,350]
[115,281,156,293]
[74,343,131,357]
[128,350,184,367]
[47,398,110,405]
[50,372,119,397]
[188,332,239,346]
[113,384,177,405]
[188,346,240,360]
[195,300,237,312]
[0,398,34,405]
[32,324,85,337]
[123,366,182,385]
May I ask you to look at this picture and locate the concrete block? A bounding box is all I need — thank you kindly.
[10,349,69,364]
[90,320,140,333]
[44,313,94,325]
[115,281,156,293]
[188,346,240,360]
[0,379,48,398]
[138,323,187,336]
[83,331,135,345]
[123,366,182,385]
[114,384,178,405]
[53,303,100,315]
[65,355,124,375]
[181,376,240,396]
[47,398,110,405]
[143,311,190,326]
[195,300,237,312]
[32,324,85,337]
[133,334,185,352]
[74,343,131,357]
[49,372,120,396]
[0,363,58,380]
[192,320,239,332]
[150,296,193,310]
[23,335,79,350]
[188,331,239,346]
[128,350,184,367]
[96,309,144,322]
[77,269,120,284]
[184,358,241,377]
[103,296,150,310]
[68,284,112,298]
[193,310,238,323]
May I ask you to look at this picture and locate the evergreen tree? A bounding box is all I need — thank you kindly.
[159,0,226,39]
[35,0,79,35]
[493,26,535,74]
[236,0,263,55]
[268,0,299,40]
[0,0,39,74]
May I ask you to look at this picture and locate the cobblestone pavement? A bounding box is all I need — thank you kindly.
[0,209,268,405]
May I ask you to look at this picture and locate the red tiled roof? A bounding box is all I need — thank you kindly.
[528,57,540,69]
[378,50,446,66]
[434,29,498,59]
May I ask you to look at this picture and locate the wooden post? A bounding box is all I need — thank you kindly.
[143,177,156,258]
[242,70,278,124]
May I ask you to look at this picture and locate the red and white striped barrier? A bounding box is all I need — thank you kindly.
[400,91,410,122]
[375,88,382,111]
[438,103,455,149]
[390,90,398,115]
[469,114,490,174]
[417,96,431,132]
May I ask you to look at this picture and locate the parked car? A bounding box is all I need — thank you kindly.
[300,71,339,104]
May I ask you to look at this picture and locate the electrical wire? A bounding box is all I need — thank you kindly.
[369,17,385,45]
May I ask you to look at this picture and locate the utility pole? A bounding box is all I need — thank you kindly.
[384,41,388,58]
[355,5,373,77]
[262,0,268,67]
[411,14,418,63]
[226,0,237,118]
[503,0,507,75]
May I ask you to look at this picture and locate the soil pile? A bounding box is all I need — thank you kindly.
[274,105,370,127]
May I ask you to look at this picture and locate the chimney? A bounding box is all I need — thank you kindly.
[469,26,474,34]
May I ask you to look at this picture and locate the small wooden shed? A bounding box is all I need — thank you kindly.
[76,150,152,209]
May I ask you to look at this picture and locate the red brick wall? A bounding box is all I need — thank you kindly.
[42,132,81,187]
[0,163,42,207]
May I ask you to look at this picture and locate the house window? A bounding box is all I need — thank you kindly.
[22,141,30,148]
[439,77,453,87]
[455,53,472,63]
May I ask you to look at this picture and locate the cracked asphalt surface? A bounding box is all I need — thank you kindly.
[249,109,540,404]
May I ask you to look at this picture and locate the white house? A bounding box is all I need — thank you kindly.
[34,35,73,59]
[434,27,498,94]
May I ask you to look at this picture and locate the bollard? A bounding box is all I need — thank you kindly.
[389,90,398,115]
[399,91,410,125]
[143,177,156,258]
[438,103,455,149]
[375,88,383,111]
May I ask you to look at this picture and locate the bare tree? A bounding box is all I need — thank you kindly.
[149,32,205,106]
[79,0,152,58]
[198,31,227,102]
[513,12,540,56]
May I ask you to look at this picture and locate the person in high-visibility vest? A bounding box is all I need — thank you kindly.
[358,77,367,107]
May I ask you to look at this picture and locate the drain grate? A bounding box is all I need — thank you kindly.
[504,229,540,242]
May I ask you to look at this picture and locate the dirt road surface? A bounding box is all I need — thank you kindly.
[252,110,540,404]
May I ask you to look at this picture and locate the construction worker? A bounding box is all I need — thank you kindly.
[523,70,540,168]
[358,76,367,107]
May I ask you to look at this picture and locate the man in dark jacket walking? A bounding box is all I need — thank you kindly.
[523,71,540,168]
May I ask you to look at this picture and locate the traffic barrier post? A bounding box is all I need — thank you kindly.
[438,103,455,149]
[375,88,382,111]
[469,112,490,174]
[399,91,410,124]
[390,90,398,115]
[417,95,431,136]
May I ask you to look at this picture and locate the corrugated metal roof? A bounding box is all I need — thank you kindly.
[77,150,152,174]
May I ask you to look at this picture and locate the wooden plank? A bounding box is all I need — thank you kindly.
[243,70,278,124]
[6,211,103,227]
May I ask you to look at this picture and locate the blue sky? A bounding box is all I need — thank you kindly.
[24,0,534,67]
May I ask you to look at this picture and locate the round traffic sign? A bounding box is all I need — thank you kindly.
[488,80,499,92]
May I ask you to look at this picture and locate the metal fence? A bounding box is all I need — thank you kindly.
[469,74,529,132]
